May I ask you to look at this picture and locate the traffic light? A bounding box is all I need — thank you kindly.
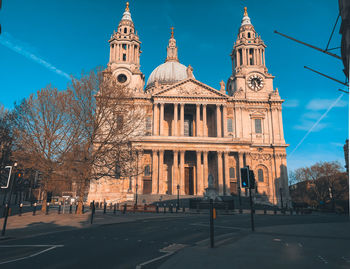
[249,170,255,189]
[241,167,249,188]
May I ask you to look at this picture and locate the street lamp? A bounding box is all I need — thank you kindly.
[1,161,17,236]
[279,187,284,209]
[177,184,180,210]
[135,183,138,206]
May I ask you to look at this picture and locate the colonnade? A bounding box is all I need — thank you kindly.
[235,47,265,67]
[148,149,247,196]
[152,103,229,137]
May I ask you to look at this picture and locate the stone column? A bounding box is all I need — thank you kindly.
[224,151,230,195]
[196,104,200,136]
[203,151,208,190]
[196,151,202,195]
[202,104,207,137]
[159,103,164,136]
[180,150,185,195]
[152,150,159,193]
[172,150,178,194]
[217,151,224,195]
[180,104,185,136]
[158,150,164,194]
[153,103,158,136]
[216,104,222,137]
[173,104,178,136]
[223,105,228,137]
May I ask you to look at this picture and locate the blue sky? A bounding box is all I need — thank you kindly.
[0,0,348,172]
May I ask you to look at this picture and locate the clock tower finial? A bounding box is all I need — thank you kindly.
[244,7,248,17]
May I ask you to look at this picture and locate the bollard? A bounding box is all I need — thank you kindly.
[170,204,173,213]
[114,203,117,214]
[123,203,127,214]
[46,202,50,215]
[156,204,159,213]
[176,204,178,213]
[33,202,37,215]
[69,204,72,214]
[264,208,267,215]
[103,203,107,214]
[144,204,147,212]
[163,204,166,214]
[19,203,23,216]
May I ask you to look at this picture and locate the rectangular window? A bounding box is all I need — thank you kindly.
[123,54,126,61]
[122,44,127,49]
[229,167,235,179]
[258,169,264,182]
[255,119,262,134]
[146,117,152,131]
[239,49,243,65]
[227,118,233,133]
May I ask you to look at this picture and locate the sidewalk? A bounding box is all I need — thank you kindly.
[159,221,350,269]
[0,210,186,240]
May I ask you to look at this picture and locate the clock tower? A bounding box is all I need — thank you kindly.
[227,7,274,99]
[107,2,144,92]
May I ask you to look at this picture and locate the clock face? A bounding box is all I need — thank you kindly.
[247,74,264,91]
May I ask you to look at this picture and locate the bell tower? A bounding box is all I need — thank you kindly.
[108,2,144,91]
[227,7,274,98]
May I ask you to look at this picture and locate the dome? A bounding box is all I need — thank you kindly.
[146,61,190,87]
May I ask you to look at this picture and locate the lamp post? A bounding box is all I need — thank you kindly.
[177,184,180,210]
[135,183,138,206]
[279,187,284,209]
[2,162,17,236]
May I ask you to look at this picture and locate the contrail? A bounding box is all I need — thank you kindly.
[0,33,71,80]
[289,93,345,158]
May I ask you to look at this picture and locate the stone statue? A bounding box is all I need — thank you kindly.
[208,174,214,188]
[220,80,225,92]
[186,65,193,78]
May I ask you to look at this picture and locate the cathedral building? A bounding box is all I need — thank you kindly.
[87,3,290,206]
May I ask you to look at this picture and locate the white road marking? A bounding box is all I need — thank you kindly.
[298,243,303,247]
[190,223,236,229]
[0,245,64,265]
[135,244,186,269]
[318,255,328,264]
[273,238,281,242]
[342,256,350,263]
[124,238,129,241]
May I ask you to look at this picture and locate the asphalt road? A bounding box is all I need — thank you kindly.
[0,213,348,269]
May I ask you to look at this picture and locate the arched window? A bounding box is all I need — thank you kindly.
[258,169,264,182]
[248,32,251,38]
[144,165,151,176]
[124,27,127,34]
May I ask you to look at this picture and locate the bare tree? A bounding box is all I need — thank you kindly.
[12,86,76,212]
[66,69,145,213]
[290,161,347,210]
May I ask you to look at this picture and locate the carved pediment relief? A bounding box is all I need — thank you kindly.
[153,79,226,98]
[249,153,272,162]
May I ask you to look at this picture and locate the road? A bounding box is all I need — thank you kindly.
[0,213,348,268]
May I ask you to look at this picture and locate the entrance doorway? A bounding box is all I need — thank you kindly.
[185,167,194,195]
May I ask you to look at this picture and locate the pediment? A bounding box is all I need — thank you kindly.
[153,78,227,98]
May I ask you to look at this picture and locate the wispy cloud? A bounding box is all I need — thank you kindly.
[306,98,348,111]
[330,142,345,147]
[0,32,71,80]
[294,120,327,131]
[283,99,299,108]
[289,93,345,158]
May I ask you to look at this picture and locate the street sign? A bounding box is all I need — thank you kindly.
[0,166,12,189]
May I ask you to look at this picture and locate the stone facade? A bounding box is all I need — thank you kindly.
[87,4,290,206]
